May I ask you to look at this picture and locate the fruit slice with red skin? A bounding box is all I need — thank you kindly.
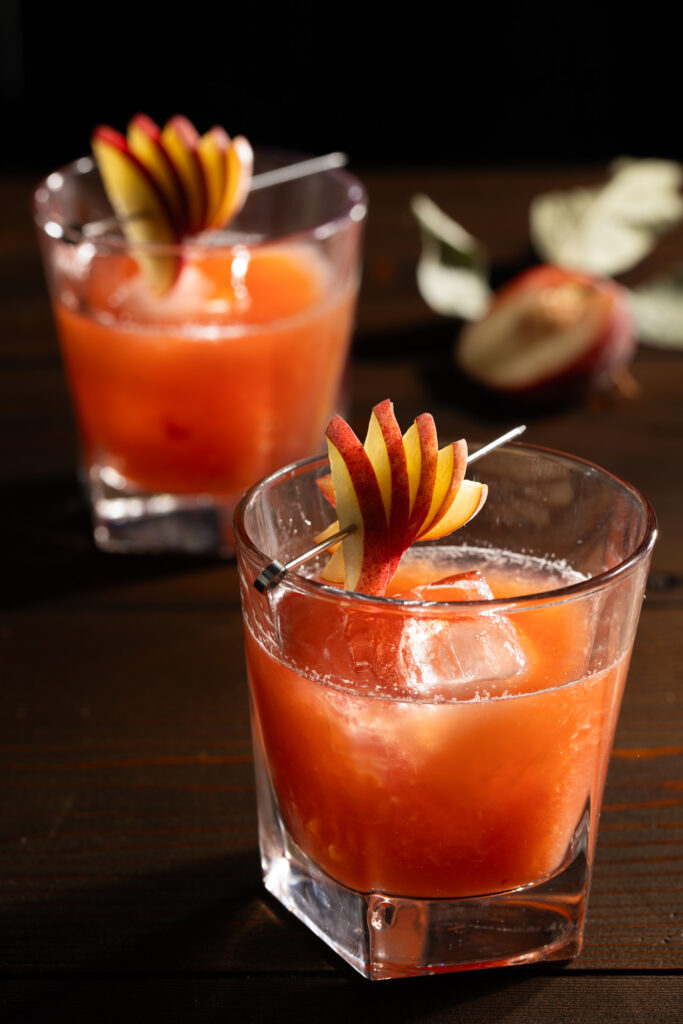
[403,413,439,544]
[320,406,488,593]
[213,135,254,228]
[161,115,207,234]
[325,415,390,595]
[317,400,410,580]
[317,415,473,544]
[363,399,411,577]
[127,113,188,234]
[417,438,467,539]
[91,125,181,295]
[319,543,345,584]
[316,518,346,584]
[456,264,637,400]
[416,479,487,541]
[197,126,229,229]
[315,473,336,506]
[393,569,494,601]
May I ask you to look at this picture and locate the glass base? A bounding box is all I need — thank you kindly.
[254,735,591,980]
[262,833,587,980]
[85,462,237,556]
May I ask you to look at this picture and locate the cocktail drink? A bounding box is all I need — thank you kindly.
[235,427,656,979]
[34,132,366,554]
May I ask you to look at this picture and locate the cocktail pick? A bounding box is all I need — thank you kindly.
[70,151,350,241]
[248,152,348,192]
[253,424,527,593]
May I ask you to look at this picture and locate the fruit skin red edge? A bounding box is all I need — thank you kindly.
[323,404,488,596]
[369,399,411,578]
[127,112,190,234]
[90,124,183,293]
[419,437,467,539]
[91,124,181,236]
[405,413,439,546]
[162,115,208,235]
[325,415,391,596]
[456,263,638,402]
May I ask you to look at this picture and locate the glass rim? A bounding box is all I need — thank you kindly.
[234,441,658,612]
[32,150,368,254]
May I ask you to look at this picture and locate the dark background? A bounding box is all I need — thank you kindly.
[1,2,680,176]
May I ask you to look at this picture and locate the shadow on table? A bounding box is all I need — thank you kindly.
[0,845,560,1023]
[1,474,227,609]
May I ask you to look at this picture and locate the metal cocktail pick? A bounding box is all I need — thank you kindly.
[253,424,527,593]
[72,152,350,241]
[248,152,348,191]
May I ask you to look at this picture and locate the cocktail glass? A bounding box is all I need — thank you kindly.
[33,152,366,555]
[234,442,656,979]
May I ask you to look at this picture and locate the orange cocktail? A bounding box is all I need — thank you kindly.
[35,153,366,553]
[235,445,655,979]
[55,247,355,497]
[245,551,627,900]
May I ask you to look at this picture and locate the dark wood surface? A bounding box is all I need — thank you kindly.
[1,165,682,1022]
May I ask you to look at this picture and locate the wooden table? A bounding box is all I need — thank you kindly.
[1,166,682,1022]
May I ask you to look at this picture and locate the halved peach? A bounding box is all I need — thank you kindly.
[456,265,637,402]
[91,125,181,295]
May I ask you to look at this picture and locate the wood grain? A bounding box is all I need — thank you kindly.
[1,165,681,1020]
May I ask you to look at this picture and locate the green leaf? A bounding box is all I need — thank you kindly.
[411,194,492,320]
[630,265,683,348]
[530,159,683,277]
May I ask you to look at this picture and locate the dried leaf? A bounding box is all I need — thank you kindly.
[530,159,683,277]
[411,194,492,320]
[630,266,683,348]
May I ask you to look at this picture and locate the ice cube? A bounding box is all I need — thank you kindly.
[337,570,527,701]
[386,570,527,699]
[397,609,527,700]
[276,571,527,702]
[106,260,242,325]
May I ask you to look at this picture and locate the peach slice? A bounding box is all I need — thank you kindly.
[416,479,487,541]
[315,473,336,506]
[91,125,181,295]
[319,544,345,584]
[325,415,390,595]
[320,404,489,595]
[363,399,411,576]
[316,400,410,577]
[212,135,254,228]
[197,126,230,229]
[161,115,207,235]
[403,413,439,544]
[316,519,346,585]
[127,113,188,235]
[456,264,637,401]
[417,438,467,538]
